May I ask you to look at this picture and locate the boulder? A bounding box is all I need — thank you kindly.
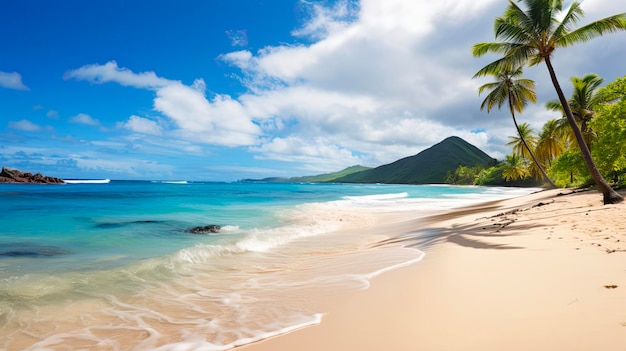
[186,225,221,234]
[0,167,65,184]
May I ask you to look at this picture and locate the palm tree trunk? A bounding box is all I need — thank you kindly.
[544,58,623,204]
[508,100,556,188]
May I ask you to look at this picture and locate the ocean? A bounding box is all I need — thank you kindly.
[0,181,537,350]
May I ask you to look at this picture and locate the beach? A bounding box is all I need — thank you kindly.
[239,188,626,351]
[1,182,536,350]
[2,184,624,350]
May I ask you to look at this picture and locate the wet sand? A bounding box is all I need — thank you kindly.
[239,188,626,351]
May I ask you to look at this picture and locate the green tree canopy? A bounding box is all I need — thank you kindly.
[502,154,531,181]
[546,74,606,147]
[472,0,626,203]
[590,77,626,184]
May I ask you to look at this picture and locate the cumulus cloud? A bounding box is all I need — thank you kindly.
[0,71,29,90]
[219,0,625,170]
[66,0,626,174]
[214,0,509,168]
[70,113,100,126]
[64,61,173,89]
[68,62,262,147]
[117,115,163,135]
[8,119,43,132]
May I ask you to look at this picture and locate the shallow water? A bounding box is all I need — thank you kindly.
[0,181,537,350]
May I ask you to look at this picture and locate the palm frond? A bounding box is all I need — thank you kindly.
[473,57,513,78]
[557,13,626,47]
[515,78,536,91]
[477,82,501,96]
[524,0,559,33]
[503,44,538,67]
[494,18,529,43]
[471,42,513,57]
[503,1,531,27]
[551,1,584,42]
[480,86,508,112]
[545,100,563,112]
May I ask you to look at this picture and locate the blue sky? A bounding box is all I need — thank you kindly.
[2,0,626,181]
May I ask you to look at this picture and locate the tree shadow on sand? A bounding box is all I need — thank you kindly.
[378,211,548,251]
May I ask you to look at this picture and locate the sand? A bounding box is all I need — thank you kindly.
[238,188,626,351]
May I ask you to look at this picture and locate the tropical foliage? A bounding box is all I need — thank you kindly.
[546,74,606,148]
[444,165,485,185]
[536,119,566,168]
[477,65,555,187]
[501,154,531,181]
[472,0,626,203]
[450,74,626,189]
[590,78,626,184]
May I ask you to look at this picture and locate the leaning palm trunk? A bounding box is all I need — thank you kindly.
[508,100,555,188]
[545,58,622,204]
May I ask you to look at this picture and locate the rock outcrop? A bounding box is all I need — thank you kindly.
[0,167,65,184]
[186,225,221,234]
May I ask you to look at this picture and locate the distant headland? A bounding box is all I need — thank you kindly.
[243,136,499,185]
[0,167,65,184]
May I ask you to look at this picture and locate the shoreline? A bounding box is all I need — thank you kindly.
[239,188,626,350]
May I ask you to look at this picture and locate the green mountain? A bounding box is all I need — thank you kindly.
[334,136,496,184]
[243,165,371,183]
[290,165,372,182]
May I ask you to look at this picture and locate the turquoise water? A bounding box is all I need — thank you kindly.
[0,181,537,350]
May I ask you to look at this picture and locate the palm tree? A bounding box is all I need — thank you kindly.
[478,65,556,187]
[472,0,625,204]
[536,119,566,167]
[507,122,536,159]
[506,122,546,181]
[502,154,531,181]
[546,74,605,148]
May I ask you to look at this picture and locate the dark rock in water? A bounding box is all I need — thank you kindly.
[186,225,221,234]
[94,220,163,229]
[0,167,65,184]
[0,243,71,257]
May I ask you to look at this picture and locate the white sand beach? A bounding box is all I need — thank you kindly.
[239,188,626,351]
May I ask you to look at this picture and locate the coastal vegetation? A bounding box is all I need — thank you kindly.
[477,64,556,187]
[446,74,626,189]
[472,0,626,204]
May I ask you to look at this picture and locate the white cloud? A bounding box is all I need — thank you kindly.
[0,71,29,90]
[70,113,100,126]
[117,115,163,135]
[65,0,626,175]
[64,61,173,89]
[154,83,261,146]
[68,62,263,147]
[252,136,366,172]
[292,0,359,40]
[217,0,625,170]
[8,119,43,132]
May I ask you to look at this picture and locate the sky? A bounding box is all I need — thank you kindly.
[1,0,626,181]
